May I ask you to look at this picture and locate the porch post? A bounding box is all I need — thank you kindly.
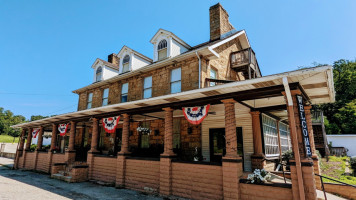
[34,126,44,170]
[160,107,175,196]
[88,118,99,179]
[221,99,243,200]
[250,111,266,170]
[284,90,317,200]
[305,106,321,190]
[116,114,130,188]
[65,121,76,164]
[37,127,44,150]
[14,129,26,169]
[25,128,32,150]
[48,124,57,174]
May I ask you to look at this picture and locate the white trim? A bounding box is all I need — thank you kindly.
[283,77,293,106]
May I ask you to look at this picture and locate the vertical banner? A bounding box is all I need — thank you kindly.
[296,95,312,157]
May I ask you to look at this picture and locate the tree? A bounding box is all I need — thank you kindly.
[30,115,48,121]
[318,59,356,134]
[0,107,26,142]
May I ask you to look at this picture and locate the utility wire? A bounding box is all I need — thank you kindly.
[0,92,75,96]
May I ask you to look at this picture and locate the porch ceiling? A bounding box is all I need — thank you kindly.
[12,66,334,128]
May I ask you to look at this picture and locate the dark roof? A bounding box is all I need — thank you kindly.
[97,58,119,70]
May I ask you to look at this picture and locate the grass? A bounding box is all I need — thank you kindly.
[320,156,356,185]
[0,135,20,143]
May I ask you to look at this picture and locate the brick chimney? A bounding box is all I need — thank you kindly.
[209,3,235,41]
[108,53,119,66]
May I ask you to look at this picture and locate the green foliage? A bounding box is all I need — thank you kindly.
[282,150,293,162]
[0,107,26,138]
[0,135,20,143]
[350,157,356,176]
[321,156,356,185]
[30,115,48,121]
[317,59,356,134]
[30,144,37,151]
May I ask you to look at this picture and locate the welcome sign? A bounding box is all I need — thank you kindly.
[296,95,312,157]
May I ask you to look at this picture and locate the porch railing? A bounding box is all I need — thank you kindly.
[315,173,356,200]
[230,48,261,79]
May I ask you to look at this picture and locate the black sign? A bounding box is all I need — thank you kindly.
[296,95,312,157]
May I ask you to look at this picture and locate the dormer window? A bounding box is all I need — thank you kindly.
[96,67,102,82]
[122,55,130,73]
[157,39,167,60]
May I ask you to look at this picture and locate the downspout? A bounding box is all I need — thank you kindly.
[196,51,201,89]
[283,77,306,200]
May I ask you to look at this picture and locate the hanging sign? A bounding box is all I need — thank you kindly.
[296,95,312,157]
[102,116,120,133]
[58,124,69,136]
[182,104,210,125]
[32,128,40,138]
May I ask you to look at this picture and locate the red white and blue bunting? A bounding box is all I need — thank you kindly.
[32,128,40,138]
[102,116,120,133]
[182,104,210,125]
[58,123,69,136]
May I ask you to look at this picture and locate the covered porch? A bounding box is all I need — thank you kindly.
[13,66,335,200]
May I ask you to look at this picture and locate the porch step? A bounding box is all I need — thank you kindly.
[51,173,72,183]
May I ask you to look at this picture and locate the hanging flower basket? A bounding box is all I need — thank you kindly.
[137,126,151,135]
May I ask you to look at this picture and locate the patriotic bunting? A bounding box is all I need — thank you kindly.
[58,123,69,136]
[32,128,40,138]
[182,104,210,125]
[102,116,120,133]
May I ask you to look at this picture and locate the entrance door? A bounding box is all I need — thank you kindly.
[114,128,122,154]
[209,127,244,164]
[75,127,90,162]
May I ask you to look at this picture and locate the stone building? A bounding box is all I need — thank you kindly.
[13,3,336,200]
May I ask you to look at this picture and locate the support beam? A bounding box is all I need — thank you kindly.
[68,121,76,151]
[50,124,57,151]
[250,111,266,170]
[25,128,32,150]
[162,107,175,156]
[89,118,99,153]
[37,127,44,150]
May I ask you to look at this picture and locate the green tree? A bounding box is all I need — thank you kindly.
[0,107,26,142]
[319,59,356,134]
[30,115,48,121]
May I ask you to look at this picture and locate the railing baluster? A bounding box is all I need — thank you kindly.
[320,176,327,200]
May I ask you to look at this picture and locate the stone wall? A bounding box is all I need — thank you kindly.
[36,152,49,173]
[24,152,35,169]
[324,183,356,200]
[239,182,293,200]
[91,156,117,184]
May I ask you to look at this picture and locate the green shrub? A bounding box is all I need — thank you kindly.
[350,157,356,176]
[30,144,37,151]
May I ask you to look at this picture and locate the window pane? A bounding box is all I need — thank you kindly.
[158,49,167,60]
[144,76,152,89]
[122,63,130,73]
[87,102,92,109]
[143,88,152,99]
[262,114,279,157]
[210,69,217,79]
[102,98,108,106]
[171,81,181,94]
[103,88,109,98]
[121,95,128,103]
[171,68,181,82]
[121,83,128,94]
[141,135,149,148]
[88,93,93,101]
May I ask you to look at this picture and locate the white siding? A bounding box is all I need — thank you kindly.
[171,38,188,58]
[201,103,253,171]
[103,66,119,80]
[132,54,151,71]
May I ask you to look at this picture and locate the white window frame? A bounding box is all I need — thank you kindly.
[102,88,109,106]
[87,93,93,109]
[170,67,181,94]
[210,68,217,87]
[157,39,168,60]
[262,114,280,157]
[122,55,130,73]
[143,76,152,99]
[121,83,128,103]
[279,122,292,153]
[96,67,102,82]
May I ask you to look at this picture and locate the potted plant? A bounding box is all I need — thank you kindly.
[247,169,272,184]
[282,150,293,171]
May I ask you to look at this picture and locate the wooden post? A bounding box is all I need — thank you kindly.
[250,111,266,170]
[37,127,44,150]
[116,114,130,188]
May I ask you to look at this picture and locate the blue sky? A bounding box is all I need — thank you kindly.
[0,0,355,119]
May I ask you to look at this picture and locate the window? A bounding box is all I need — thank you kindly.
[279,122,291,152]
[210,68,217,86]
[143,76,152,99]
[140,121,150,149]
[96,67,102,82]
[173,118,181,149]
[158,39,167,60]
[170,68,181,94]
[87,93,93,109]
[102,88,109,106]
[122,55,130,73]
[262,114,279,157]
[121,83,128,102]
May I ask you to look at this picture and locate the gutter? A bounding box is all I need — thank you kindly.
[196,51,201,88]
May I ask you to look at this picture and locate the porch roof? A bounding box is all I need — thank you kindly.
[12,65,334,128]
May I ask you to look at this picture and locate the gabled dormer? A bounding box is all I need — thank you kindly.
[117,46,152,74]
[150,29,191,62]
[91,58,119,83]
